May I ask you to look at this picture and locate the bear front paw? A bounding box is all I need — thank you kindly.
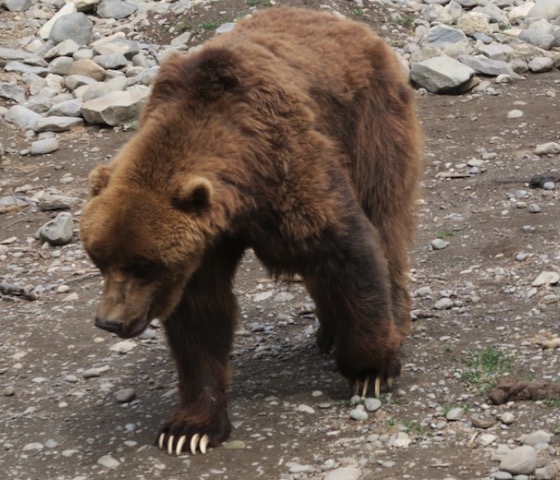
[156,409,231,455]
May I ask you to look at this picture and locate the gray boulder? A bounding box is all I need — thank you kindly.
[39,212,74,246]
[96,0,137,19]
[458,55,522,78]
[410,56,476,94]
[81,90,148,126]
[4,0,32,12]
[5,105,43,129]
[49,12,93,46]
[526,0,560,21]
[423,25,469,48]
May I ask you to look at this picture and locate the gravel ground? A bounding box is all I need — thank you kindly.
[1,1,560,479]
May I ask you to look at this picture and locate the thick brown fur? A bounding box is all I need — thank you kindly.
[80,7,423,453]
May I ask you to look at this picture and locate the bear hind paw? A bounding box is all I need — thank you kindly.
[352,375,395,399]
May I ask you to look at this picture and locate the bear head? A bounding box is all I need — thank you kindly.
[80,155,217,338]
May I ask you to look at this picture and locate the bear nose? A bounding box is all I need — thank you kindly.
[95,317,123,333]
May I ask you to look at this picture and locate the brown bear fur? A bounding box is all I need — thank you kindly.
[80,7,423,454]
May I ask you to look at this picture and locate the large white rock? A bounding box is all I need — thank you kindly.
[81,90,148,126]
[499,446,537,475]
[526,0,560,21]
[508,2,535,23]
[410,56,475,93]
[457,12,492,35]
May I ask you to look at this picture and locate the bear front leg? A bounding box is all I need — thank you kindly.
[158,242,244,455]
[305,218,402,398]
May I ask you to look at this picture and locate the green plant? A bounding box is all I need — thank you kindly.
[461,347,513,392]
[385,14,414,27]
[498,22,511,31]
[246,0,271,6]
[351,8,364,18]
[436,229,457,238]
[543,396,560,408]
[200,21,219,31]
[178,21,192,33]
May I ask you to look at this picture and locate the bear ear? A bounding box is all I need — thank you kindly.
[88,164,112,198]
[173,176,214,215]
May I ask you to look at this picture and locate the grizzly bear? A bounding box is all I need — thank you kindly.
[80,7,423,456]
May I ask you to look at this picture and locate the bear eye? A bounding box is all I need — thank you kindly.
[123,259,159,278]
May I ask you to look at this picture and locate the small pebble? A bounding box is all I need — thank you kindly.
[115,388,136,403]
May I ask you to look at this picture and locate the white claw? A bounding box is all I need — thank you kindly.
[158,433,165,450]
[190,433,200,455]
[362,378,369,398]
[353,382,359,397]
[199,434,209,454]
[387,377,394,389]
[167,435,174,456]
[374,377,381,398]
[176,435,187,456]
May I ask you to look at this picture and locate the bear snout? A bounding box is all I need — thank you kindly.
[95,317,124,334]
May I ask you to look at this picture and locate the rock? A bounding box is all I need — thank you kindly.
[477,44,514,62]
[500,412,515,424]
[49,13,94,46]
[93,53,128,70]
[532,271,560,287]
[507,109,523,119]
[3,0,32,11]
[4,61,48,77]
[171,32,192,46]
[22,442,43,452]
[65,74,98,91]
[72,0,101,12]
[0,47,34,67]
[508,2,535,23]
[30,138,59,155]
[39,2,77,40]
[528,203,541,213]
[97,455,120,468]
[82,367,101,378]
[499,446,537,475]
[431,238,449,250]
[349,407,368,421]
[110,340,136,353]
[48,99,83,117]
[81,90,148,126]
[296,404,315,414]
[423,25,469,48]
[526,0,560,21]
[96,0,137,19]
[44,40,80,60]
[38,212,74,246]
[93,38,139,59]
[534,142,560,155]
[458,55,521,78]
[82,83,113,102]
[0,83,26,103]
[446,407,465,420]
[519,28,555,51]
[4,105,43,129]
[115,388,136,403]
[422,4,454,25]
[364,398,382,412]
[457,12,492,36]
[543,181,556,190]
[434,297,453,310]
[323,467,362,480]
[70,59,107,81]
[49,57,75,75]
[33,116,84,133]
[410,56,475,94]
[528,57,554,73]
[519,430,552,446]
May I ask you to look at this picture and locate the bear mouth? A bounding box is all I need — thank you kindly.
[119,314,150,339]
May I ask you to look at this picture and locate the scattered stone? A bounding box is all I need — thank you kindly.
[499,445,537,475]
[81,90,148,126]
[96,0,137,19]
[0,83,26,103]
[110,340,136,354]
[323,466,362,480]
[30,138,60,155]
[458,55,521,78]
[434,298,454,310]
[528,57,554,73]
[423,25,469,48]
[296,404,315,414]
[4,0,32,12]
[115,388,136,403]
[33,116,84,133]
[97,454,120,468]
[532,271,560,287]
[534,142,560,155]
[528,203,541,213]
[410,56,475,94]
[22,442,43,452]
[349,407,368,421]
[93,53,128,70]
[457,12,492,36]
[500,412,515,425]
[49,13,94,46]
[364,398,382,412]
[82,368,101,379]
[431,238,449,250]
[446,407,465,421]
[38,212,74,246]
[507,110,524,119]
[519,430,552,446]
[223,440,246,450]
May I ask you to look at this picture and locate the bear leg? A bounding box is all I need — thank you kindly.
[158,240,244,455]
[304,215,402,397]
